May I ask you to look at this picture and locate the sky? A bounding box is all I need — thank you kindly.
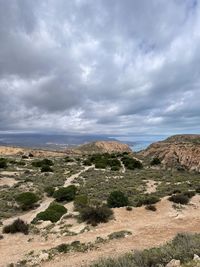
[0,0,200,136]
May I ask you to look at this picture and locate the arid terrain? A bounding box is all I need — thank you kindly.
[0,136,200,267]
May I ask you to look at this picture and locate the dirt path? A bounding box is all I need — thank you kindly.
[119,160,126,173]
[64,165,93,187]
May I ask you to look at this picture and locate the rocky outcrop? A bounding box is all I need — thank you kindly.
[139,135,200,172]
[76,141,132,154]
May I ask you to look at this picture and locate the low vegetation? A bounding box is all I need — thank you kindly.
[33,202,67,223]
[150,157,161,165]
[3,219,29,235]
[79,205,113,226]
[15,192,39,211]
[107,190,129,208]
[90,233,200,267]
[0,158,7,168]
[53,185,77,202]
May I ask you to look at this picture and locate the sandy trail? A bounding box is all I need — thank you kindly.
[64,165,93,187]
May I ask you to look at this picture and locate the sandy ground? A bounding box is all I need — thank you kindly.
[0,146,65,157]
[0,177,18,187]
[0,195,200,267]
[145,179,161,193]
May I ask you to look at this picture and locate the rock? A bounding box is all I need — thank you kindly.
[165,259,181,267]
[194,254,200,261]
[39,252,49,261]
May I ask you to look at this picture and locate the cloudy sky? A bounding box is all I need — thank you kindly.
[0,0,200,136]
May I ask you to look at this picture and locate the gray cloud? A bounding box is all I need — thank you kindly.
[0,0,200,135]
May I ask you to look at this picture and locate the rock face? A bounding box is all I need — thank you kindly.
[77,141,132,154]
[140,135,200,172]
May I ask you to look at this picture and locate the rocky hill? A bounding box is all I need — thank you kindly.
[139,134,200,172]
[76,141,132,154]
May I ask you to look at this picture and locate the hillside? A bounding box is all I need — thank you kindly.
[76,141,132,154]
[139,134,200,172]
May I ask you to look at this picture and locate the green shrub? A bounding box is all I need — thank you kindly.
[16,192,39,210]
[41,165,53,172]
[121,156,143,170]
[32,159,53,167]
[34,203,67,223]
[0,158,7,168]
[196,187,200,194]
[145,204,157,211]
[64,157,74,163]
[44,186,55,197]
[107,191,129,208]
[83,159,92,166]
[74,194,88,210]
[168,194,189,205]
[134,195,160,207]
[53,185,77,202]
[3,219,29,235]
[80,205,113,226]
[150,157,161,165]
[183,191,196,198]
[111,166,120,171]
[108,230,132,240]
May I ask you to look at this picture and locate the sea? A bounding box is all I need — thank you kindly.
[0,133,167,152]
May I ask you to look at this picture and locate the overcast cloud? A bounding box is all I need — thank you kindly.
[0,0,200,135]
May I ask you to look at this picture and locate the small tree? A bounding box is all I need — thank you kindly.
[107,191,129,208]
[16,192,39,210]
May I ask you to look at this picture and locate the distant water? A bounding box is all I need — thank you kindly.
[130,141,153,152]
[116,135,167,152]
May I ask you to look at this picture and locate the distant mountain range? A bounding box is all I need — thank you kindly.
[0,133,166,152]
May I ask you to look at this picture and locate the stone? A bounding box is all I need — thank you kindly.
[165,259,181,267]
[194,254,200,261]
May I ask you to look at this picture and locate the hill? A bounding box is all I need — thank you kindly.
[139,134,200,172]
[76,141,132,154]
